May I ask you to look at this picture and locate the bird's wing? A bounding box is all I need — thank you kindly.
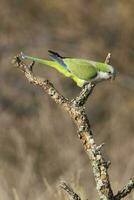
[48,50,68,69]
[48,51,97,81]
[63,58,97,81]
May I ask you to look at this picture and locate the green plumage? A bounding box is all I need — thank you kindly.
[63,59,97,80]
[21,51,115,87]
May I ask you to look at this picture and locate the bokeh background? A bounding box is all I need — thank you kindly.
[0,0,134,199]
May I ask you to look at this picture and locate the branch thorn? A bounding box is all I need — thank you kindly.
[96,143,105,151]
[105,53,111,64]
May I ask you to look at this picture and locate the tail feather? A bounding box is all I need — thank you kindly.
[48,50,67,69]
[48,50,63,58]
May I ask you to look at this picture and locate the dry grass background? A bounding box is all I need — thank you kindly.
[0,0,134,199]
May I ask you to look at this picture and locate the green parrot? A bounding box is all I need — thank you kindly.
[21,50,115,87]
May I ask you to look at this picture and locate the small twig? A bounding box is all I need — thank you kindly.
[96,143,105,151]
[59,181,81,200]
[105,53,111,64]
[114,178,134,200]
[28,61,35,72]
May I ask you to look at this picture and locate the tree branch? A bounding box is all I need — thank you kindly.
[12,53,134,200]
[59,181,81,200]
[71,83,95,107]
[12,54,113,200]
[115,178,134,200]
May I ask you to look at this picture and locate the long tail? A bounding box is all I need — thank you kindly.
[20,52,62,69]
[20,52,71,77]
[20,52,85,87]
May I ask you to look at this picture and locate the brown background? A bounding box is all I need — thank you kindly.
[0,0,134,199]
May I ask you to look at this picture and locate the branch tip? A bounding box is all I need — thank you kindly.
[105,53,111,64]
[12,55,21,67]
[28,61,35,72]
[20,52,26,59]
[59,181,81,200]
[96,143,105,151]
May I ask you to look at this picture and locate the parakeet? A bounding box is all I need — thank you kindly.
[21,50,115,87]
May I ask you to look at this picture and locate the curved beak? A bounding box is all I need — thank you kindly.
[112,70,116,80]
[111,70,116,81]
[111,74,115,80]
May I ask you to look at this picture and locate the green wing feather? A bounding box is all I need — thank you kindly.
[63,58,97,81]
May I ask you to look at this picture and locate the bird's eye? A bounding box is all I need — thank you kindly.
[108,71,111,74]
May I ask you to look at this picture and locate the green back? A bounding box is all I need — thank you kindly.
[95,62,110,72]
[63,58,97,81]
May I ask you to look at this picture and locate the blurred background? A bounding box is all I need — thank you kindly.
[0,0,134,199]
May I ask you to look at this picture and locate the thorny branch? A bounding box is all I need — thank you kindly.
[59,181,81,200]
[115,178,134,200]
[12,53,134,200]
[72,83,95,107]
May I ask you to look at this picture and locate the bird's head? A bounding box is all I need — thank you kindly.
[95,62,116,82]
[107,64,116,80]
